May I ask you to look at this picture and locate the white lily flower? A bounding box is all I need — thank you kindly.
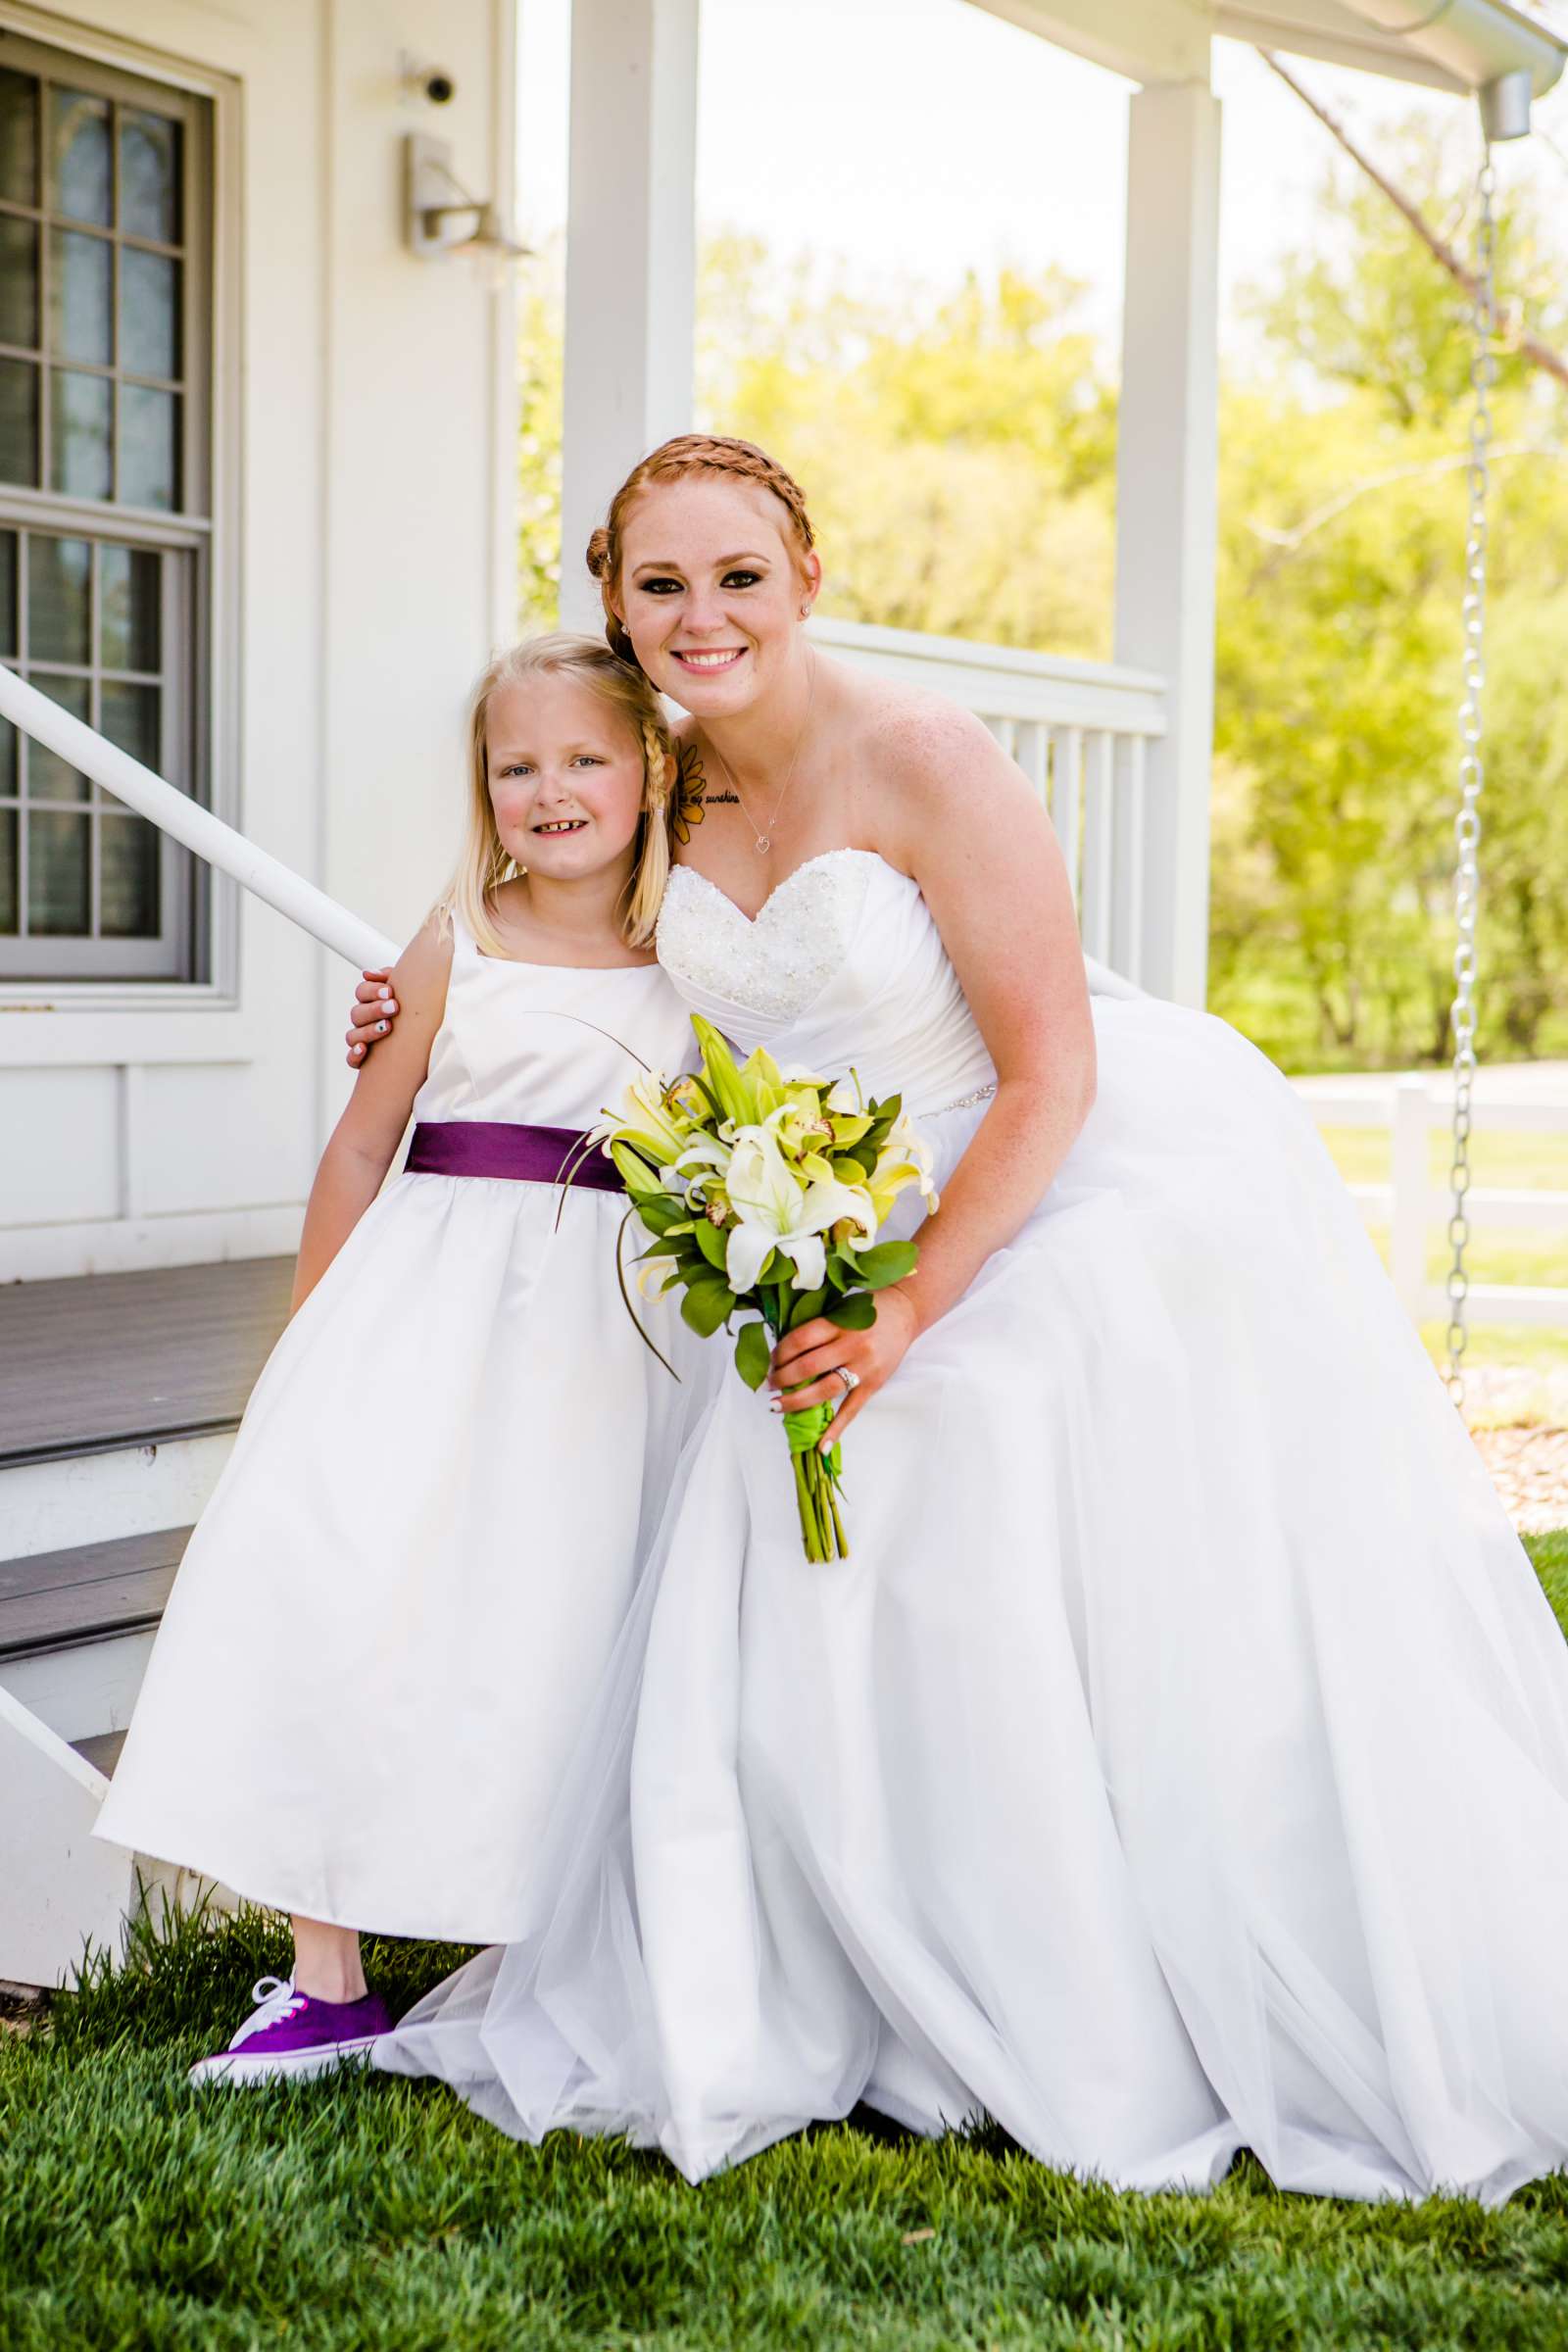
[724,1122,877,1293]
[612,1070,695,1168]
[865,1110,940,1221]
[634,1252,678,1298]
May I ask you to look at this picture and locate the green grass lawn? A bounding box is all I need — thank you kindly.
[6,1533,1568,2351]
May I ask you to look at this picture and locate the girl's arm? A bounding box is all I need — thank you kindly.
[292,919,453,1312]
[769,700,1096,1442]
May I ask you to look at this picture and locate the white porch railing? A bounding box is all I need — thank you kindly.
[1296,1074,1568,1331]
[3,631,1169,990]
[814,618,1168,988]
[0,663,397,971]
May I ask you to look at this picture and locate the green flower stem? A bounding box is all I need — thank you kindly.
[783,1396,848,1561]
[791,1449,823,1564]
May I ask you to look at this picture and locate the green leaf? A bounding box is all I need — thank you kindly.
[785,1286,828,1331]
[692,1216,730,1273]
[681,1278,737,1338]
[733,1319,772,1391]
[851,1240,918,1289]
[635,1196,684,1237]
[826,1291,876,1331]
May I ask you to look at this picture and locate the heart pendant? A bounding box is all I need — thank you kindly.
[756,836,771,854]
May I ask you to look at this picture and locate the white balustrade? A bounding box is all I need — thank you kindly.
[812,617,1168,988]
[1296,1074,1568,1331]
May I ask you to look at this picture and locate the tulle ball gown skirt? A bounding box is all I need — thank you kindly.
[382,882,1568,2205]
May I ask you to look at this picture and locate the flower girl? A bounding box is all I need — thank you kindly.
[95,634,707,2084]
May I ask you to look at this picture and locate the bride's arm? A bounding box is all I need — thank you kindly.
[769,702,1096,1446]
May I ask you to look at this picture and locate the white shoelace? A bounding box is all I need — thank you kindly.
[235,1974,305,2044]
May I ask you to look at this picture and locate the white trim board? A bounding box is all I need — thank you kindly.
[0,1204,304,1286]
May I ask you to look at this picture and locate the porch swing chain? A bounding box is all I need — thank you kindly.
[1446,144,1497,1409]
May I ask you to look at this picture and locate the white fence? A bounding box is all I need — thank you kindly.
[1298,1074,1568,1331]
[816,618,1168,988]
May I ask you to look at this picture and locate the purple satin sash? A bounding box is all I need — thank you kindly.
[404,1120,623,1193]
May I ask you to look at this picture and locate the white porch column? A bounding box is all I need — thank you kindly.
[1113,77,1221,1007]
[559,0,700,631]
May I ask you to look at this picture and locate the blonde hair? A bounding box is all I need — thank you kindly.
[440,632,675,953]
[585,433,815,669]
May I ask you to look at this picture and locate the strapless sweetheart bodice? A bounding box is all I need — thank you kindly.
[657,850,997,1115]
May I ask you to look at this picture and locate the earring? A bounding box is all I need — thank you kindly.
[800,602,811,619]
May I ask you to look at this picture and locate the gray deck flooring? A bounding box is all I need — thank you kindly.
[0,1257,294,1467]
[0,1526,191,1660]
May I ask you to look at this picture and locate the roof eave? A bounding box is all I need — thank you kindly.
[965,0,1566,98]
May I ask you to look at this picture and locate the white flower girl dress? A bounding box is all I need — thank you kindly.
[95,917,709,1942]
[379,851,1568,2206]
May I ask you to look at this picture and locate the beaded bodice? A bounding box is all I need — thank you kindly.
[657,850,876,1029]
[655,850,998,1118]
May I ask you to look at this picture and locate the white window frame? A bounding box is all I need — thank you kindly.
[0,7,239,1010]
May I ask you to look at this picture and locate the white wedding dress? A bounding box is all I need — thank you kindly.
[378,849,1568,2203]
[96,924,709,1942]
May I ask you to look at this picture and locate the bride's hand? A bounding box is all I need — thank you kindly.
[767,1286,920,1450]
[345,969,400,1066]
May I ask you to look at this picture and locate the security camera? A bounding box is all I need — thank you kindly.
[400,54,457,107]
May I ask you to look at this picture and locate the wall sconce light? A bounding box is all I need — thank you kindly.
[403,133,529,261]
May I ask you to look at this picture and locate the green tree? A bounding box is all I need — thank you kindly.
[1211,121,1568,1066]
[700,240,1116,658]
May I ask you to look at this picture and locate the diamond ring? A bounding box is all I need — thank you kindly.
[833,1367,859,1396]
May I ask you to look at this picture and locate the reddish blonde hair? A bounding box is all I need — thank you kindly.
[585,434,815,666]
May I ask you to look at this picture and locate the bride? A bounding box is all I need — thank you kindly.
[354,434,1568,2204]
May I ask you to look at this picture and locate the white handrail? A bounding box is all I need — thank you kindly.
[0,662,399,970]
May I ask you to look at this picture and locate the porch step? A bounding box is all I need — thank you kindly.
[0,1262,287,1988]
[0,1257,292,1558]
[71,1729,127,1777]
[0,1526,191,1658]
[0,1526,191,1746]
[0,1256,294,1468]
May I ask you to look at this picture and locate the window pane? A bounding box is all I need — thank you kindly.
[25,674,90,802]
[0,70,38,208]
[28,535,91,662]
[118,381,178,510]
[47,227,112,366]
[0,529,14,660]
[119,247,180,381]
[49,89,111,227]
[100,812,160,936]
[101,680,160,771]
[0,357,39,488]
[0,215,39,350]
[27,808,89,931]
[120,109,181,245]
[0,807,15,932]
[0,716,14,800]
[100,545,160,671]
[50,368,112,500]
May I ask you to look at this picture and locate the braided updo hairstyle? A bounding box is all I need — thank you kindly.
[585,434,816,668]
[441,632,675,952]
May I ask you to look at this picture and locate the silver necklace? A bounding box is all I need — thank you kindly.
[702,655,816,856]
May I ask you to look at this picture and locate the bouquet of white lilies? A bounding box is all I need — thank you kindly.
[600,1016,938,1562]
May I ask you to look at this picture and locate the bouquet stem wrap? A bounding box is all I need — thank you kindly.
[781,1390,846,1563]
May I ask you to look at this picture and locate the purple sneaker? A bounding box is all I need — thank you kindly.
[189,1975,393,2086]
